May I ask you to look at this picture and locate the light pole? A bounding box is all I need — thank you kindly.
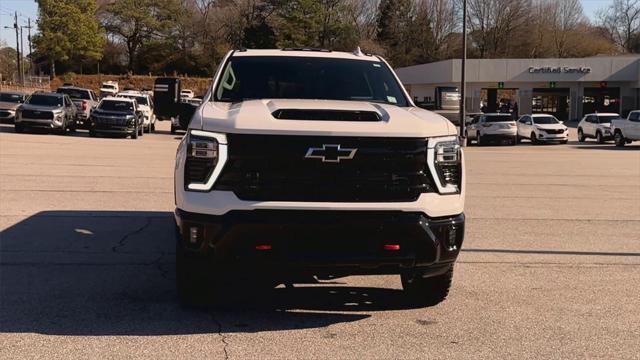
[4,12,21,84]
[459,0,467,146]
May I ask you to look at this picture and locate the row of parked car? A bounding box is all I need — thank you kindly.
[0,84,202,139]
[464,111,640,147]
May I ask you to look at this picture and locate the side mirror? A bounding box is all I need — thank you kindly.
[178,102,198,129]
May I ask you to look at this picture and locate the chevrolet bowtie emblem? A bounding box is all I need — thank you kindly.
[305,144,357,163]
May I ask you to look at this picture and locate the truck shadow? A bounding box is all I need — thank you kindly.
[0,211,424,336]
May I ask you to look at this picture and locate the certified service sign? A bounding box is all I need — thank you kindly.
[529,66,591,74]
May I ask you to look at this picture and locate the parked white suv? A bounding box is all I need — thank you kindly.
[173,49,465,307]
[465,113,517,145]
[516,114,569,144]
[611,110,640,146]
[117,90,156,132]
[577,113,622,143]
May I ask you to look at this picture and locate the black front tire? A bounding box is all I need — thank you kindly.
[131,125,138,139]
[596,131,604,144]
[614,132,625,147]
[476,132,483,146]
[577,128,585,142]
[14,123,24,133]
[530,132,538,145]
[170,124,176,134]
[401,266,454,307]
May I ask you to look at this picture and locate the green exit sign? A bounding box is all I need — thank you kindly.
[549,82,556,88]
[498,82,504,89]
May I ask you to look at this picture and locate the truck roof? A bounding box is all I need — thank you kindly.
[232,48,381,62]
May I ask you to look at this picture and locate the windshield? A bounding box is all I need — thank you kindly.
[26,94,63,107]
[99,100,134,112]
[102,84,116,90]
[485,115,513,123]
[597,115,620,123]
[533,116,559,125]
[57,88,91,100]
[120,95,148,106]
[0,93,24,103]
[215,56,408,106]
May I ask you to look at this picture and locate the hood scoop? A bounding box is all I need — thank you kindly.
[271,108,382,122]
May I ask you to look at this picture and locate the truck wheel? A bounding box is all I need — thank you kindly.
[614,132,625,147]
[401,266,454,307]
[577,128,585,142]
[131,125,138,139]
[176,239,213,308]
[596,131,604,144]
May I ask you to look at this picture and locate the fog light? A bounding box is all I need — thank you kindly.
[448,226,457,250]
[189,227,199,244]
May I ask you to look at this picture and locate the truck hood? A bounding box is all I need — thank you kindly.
[0,102,21,110]
[198,99,455,137]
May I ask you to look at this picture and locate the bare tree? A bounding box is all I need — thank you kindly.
[415,0,459,59]
[465,0,531,58]
[547,0,585,57]
[598,0,640,53]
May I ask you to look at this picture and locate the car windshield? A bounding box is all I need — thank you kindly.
[57,88,91,100]
[99,100,134,112]
[533,116,559,124]
[597,115,620,123]
[0,93,24,103]
[214,56,408,106]
[485,115,513,122]
[26,94,63,107]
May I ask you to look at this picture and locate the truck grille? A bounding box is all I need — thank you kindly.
[543,129,564,134]
[22,110,53,120]
[94,116,128,126]
[214,134,436,202]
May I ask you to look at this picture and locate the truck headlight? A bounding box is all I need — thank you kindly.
[184,130,227,191]
[428,136,462,194]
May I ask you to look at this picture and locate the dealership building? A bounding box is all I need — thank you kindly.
[395,56,640,121]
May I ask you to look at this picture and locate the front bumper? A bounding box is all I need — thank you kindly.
[16,118,62,128]
[175,209,465,276]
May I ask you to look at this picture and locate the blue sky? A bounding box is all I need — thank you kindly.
[0,0,616,49]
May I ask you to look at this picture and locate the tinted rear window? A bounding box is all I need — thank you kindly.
[485,115,513,122]
[57,88,91,100]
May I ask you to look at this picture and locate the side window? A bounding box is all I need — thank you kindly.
[630,112,639,122]
[587,116,594,123]
[518,117,526,124]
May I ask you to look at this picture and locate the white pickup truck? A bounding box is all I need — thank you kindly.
[611,110,640,147]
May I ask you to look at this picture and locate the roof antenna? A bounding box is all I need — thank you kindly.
[353,47,364,57]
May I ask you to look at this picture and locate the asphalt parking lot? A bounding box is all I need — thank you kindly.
[1,121,639,359]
